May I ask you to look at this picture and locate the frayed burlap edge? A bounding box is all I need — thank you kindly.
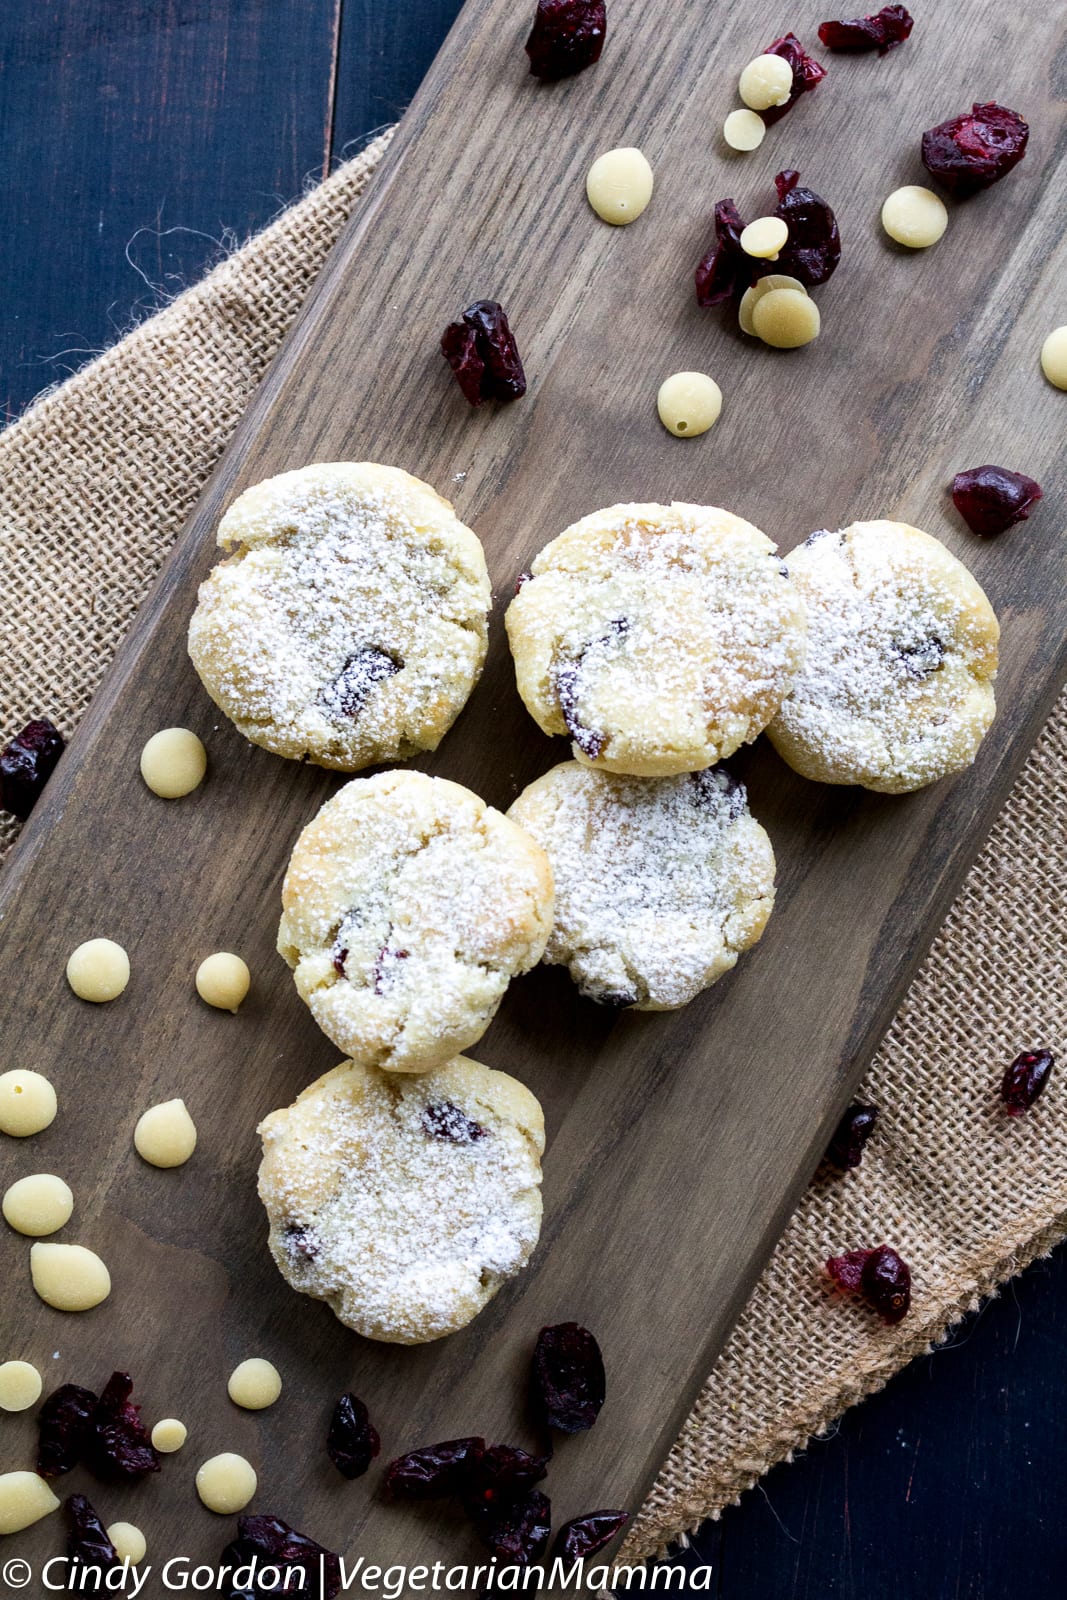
[631,1215,1067,1560]
[624,699,1066,1559]
[1,129,1064,1565]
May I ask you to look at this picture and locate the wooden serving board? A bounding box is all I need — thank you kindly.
[3,0,1066,1580]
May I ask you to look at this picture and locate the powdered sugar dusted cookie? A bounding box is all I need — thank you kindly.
[505,502,807,776]
[258,1056,544,1343]
[509,761,775,1009]
[188,463,490,770]
[278,770,554,1072]
[767,520,998,793]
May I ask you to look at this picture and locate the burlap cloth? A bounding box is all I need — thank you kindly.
[2,133,1064,1562]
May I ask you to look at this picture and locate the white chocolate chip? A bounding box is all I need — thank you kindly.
[195,952,251,1013]
[656,372,723,438]
[134,1099,198,1168]
[740,216,789,260]
[586,147,654,225]
[738,53,793,111]
[107,1522,147,1564]
[140,728,207,799]
[738,274,807,336]
[0,1070,57,1137]
[0,1360,43,1412]
[1040,326,1067,390]
[228,1358,282,1411]
[30,1242,111,1311]
[0,1471,60,1535]
[3,1174,74,1237]
[196,1452,257,1514]
[151,1417,188,1453]
[723,108,766,151]
[881,185,948,248]
[752,287,821,349]
[66,938,130,1003]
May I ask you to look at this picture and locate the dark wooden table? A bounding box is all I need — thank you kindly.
[2,4,1063,1595]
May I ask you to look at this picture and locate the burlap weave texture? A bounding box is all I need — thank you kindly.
[1,133,1063,1562]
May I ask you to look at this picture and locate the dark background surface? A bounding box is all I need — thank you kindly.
[1,3,1063,1595]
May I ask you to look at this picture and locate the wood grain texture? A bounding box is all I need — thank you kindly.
[2,0,1066,1580]
[332,0,464,148]
[0,0,340,423]
[0,0,468,426]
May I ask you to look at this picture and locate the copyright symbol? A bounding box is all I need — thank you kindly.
[2,1558,32,1587]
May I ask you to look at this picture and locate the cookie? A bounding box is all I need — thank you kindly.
[258,1056,545,1343]
[505,501,807,776]
[188,463,491,771]
[508,761,775,1009]
[278,770,554,1072]
[766,520,999,793]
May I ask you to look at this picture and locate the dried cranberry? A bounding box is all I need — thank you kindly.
[331,909,362,978]
[951,466,1043,537]
[589,985,638,1007]
[422,1100,488,1143]
[324,647,400,718]
[818,5,912,52]
[532,1322,605,1433]
[463,304,527,398]
[922,102,1029,197]
[696,173,840,307]
[442,301,526,406]
[693,767,746,819]
[895,636,945,678]
[220,1514,341,1600]
[553,1509,629,1560]
[1001,1048,1054,1116]
[37,1383,98,1478]
[772,170,841,287]
[827,1243,911,1323]
[516,569,534,592]
[826,1102,878,1169]
[525,0,606,81]
[441,320,483,405]
[466,1488,552,1565]
[554,619,628,760]
[464,1442,550,1506]
[66,1494,119,1575]
[694,768,742,819]
[284,1222,320,1260]
[761,33,826,126]
[695,199,751,308]
[371,944,409,995]
[386,1436,486,1499]
[326,1392,381,1479]
[86,1371,161,1481]
[555,660,603,760]
[0,717,65,821]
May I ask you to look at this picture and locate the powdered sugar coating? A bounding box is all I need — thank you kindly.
[278,770,554,1071]
[505,502,807,776]
[257,1056,544,1343]
[767,520,998,793]
[188,463,490,770]
[509,762,775,1008]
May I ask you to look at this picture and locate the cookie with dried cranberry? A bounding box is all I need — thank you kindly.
[257,1055,545,1343]
[508,762,775,1008]
[505,502,807,776]
[767,520,998,793]
[188,463,490,771]
[278,770,554,1072]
